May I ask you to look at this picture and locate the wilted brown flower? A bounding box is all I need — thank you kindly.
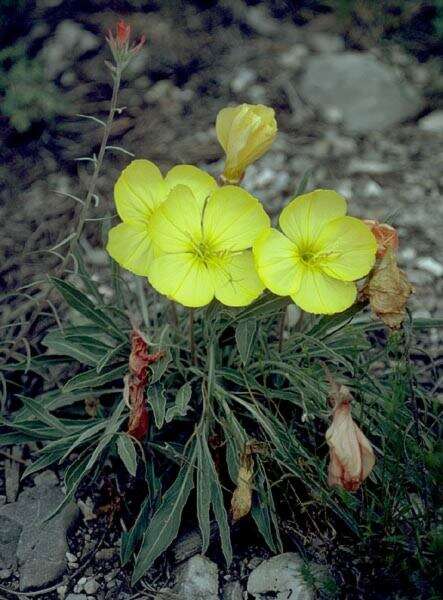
[126,330,164,440]
[230,443,254,522]
[362,247,413,329]
[325,379,375,492]
[363,220,398,258]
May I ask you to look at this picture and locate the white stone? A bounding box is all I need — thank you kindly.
[419,110,443,133]
[363,180,383,198]
[174,555,219,600]
[309,32,345,54]
[247,552,314,600]
[223,580,243,600]
[300,52,422,133]
[84,578,99,594]
[416,257,443,277]
[231,68,256,94]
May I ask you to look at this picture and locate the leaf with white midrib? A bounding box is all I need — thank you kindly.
[131,443,196,584]
[196,435,211,554]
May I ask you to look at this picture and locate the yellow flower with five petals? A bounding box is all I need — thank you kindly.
[253,189,377,314]
[107,159,217,276]
[147,185,270,308]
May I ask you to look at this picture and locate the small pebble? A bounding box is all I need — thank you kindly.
[0,569,12,580]
[57,584,68,599]
[416,257,443,278]
[84,578,99,594]
[66,552,77,563]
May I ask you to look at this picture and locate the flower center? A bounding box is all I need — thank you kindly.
[192,239,217,264]
[297,244,322,267]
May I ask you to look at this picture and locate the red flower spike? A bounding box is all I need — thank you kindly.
[106,18,145,69]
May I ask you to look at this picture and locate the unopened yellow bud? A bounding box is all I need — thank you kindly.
[216,103,277,184]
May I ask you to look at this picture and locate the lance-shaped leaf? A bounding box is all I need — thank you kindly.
[131,443,196,583]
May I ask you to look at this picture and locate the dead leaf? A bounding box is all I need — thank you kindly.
[85,397,100,417]
[362,247,413,329]
[231,442,255,522]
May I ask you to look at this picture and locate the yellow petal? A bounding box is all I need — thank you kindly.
[165,165,217,209]
[203,186,270,252]
[253,229,302,296]
[148,185,203,253]
[211,251,264,307]
[148,253,215,308]
[279,189,347,246]
[291,267,357,314]
[107,222,155,276]
[114,159,166,223]
[316,216,377,281]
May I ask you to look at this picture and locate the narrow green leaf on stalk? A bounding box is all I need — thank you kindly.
[165,382,192,423]
[132,443,196,583]
[150,384,167,429]
[121,495,152,566]
[18,396,69,435]
[62,363,127,393]
[117,434,138,477]
[196,435,211,554]
[199,435,233,567]
[235,318,257,365]
[149,350,172,384]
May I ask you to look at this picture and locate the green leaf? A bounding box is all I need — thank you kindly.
[121,495,152,566]
[117,434,138,477]
[149,349,172,384]
[132,443,196,584]
[22,449,65,480]
[235,318,256,365]
[232,292,288,322]
[201,436,233,567]
[196,435,211,554]
[62,364,127,393]
[43,330,113,366]
[150,384,166,429]
[165,382,192,423]
[18,396,69,435]
[50,277,126,340]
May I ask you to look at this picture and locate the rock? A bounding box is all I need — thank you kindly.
[363,180,383,198]
[66,551,77,563]
[0,495,6,506]
[57,584,68,599]
[300,52,422,133]
[279,45,309,70]
[222,580,243,600]
[416,257,443,277]
[0,471,79,591]
[95,547,117,561]
[247,552,314,599]
[66,595,88,600]
[419,110,443,133]
[309,32,345,54]
[231,68,256,94]
[39,21,99,79]
[174,555,219,600]
[84,578,100,594]
[347,159,395,175]
[0,568,12,579]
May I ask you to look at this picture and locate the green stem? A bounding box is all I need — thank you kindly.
[4,65,123,360]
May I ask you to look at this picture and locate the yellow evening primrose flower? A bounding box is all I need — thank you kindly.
[216,104,277,184]
[253,189,377,315]
[106,159,217,276]
[147,185,270,308]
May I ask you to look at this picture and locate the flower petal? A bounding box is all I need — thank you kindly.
[107,222,155,276]
[165,165,217,209]
[211,251,264,307]
[291,267,357,314]
[253,229,302,296]
[148,185,203,253]
[148,253,215,308]
[279,189,347,246]
[115,159,166,223]
[316,216,377,281]
[203,186,270,252]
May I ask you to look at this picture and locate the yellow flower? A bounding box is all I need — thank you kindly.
[253,189,377,314]
[106,159,217,276]
[216,104,277,184]
[147,185,270,307]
